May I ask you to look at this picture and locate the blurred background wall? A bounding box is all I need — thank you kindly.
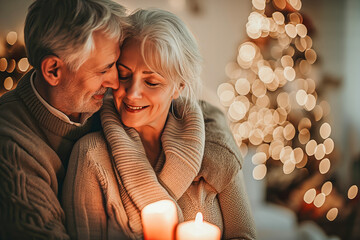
[0,0,359,239]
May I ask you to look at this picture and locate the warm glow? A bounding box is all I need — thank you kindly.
[296,24,307,37]
[289,12,302,24]
[296,89,308,106]
[252,79,267,97]
[259,66,274,83]
[314,144,326,160]
[305,140,317,156]
[257,144,270,158]
[313,105,324,121]
[272,11,285,25]
[4,77,14,90]
[18,58,30,72]
[324,138,334,154]
[283,123,295,140]
[320,100,331,116]
[249,129,264,145]
[321,181,333,196]
[176,212,220,240]
[326,208,338,221]
[239,43,256,62]
[228,101,247,121]
[252,152,267,165]
[305,49,317,64]
[304,94,316,111]
[306,78,316,93]
[0,58,8,72]
[256,95,270,108]
[273,0,286,10]
[304,188,316,204]
[253,164,267,180]
[238,122,251,138]
[141,200,178,240]
[252,0,266,11]
[239,143,248,158]
[293,147,304,164]
[284,66,296,81]
[319,158,331,174]
[6,31,18,45]
[219,90,235,107]
[314,193,326,208]
[273,108,287,125]
[296,153,308,168]
[285,24,297,38]
[6,59,16,73]
[283,160,295,174]
[281,55,294,68]
[298,128,310,145]
[217,83,234,97]
[320,122,331,139]
[235,78,251,95]
[348,185,358,200]
[299,60,311,75]
[277,92,290,108]
[298,117,312,130]
[273,126,284,140]
[280,146,292,163]
[270,140,284,160]
[195,212,203,223]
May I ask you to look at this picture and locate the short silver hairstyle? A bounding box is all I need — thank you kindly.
[127,8,202,107]
[24,0,128,71]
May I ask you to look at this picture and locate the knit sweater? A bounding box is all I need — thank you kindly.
[0,69,101,239]
[62,97,256,240]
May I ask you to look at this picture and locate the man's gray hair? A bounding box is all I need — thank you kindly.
[24,0,129,71]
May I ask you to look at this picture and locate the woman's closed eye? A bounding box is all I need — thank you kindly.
[145,80,160,87]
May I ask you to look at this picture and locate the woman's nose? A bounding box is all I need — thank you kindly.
[126,77,142,100]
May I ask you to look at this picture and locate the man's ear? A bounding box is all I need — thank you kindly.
[41,56,64,86]
[173,83,185,100]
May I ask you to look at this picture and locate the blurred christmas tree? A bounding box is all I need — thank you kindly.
[217,0,359,238]
[0,31,29,97]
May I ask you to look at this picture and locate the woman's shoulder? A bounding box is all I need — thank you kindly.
[199,139,242,193]
[71,131,110,166]
[196,100,245,193]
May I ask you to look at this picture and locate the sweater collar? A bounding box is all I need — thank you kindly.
[100,96,205,214]
[16,69,98,140]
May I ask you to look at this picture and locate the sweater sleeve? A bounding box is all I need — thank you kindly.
[0,138,69,240]
[62,132,130,240]
[62,135,108,240]
[218,170,257,240]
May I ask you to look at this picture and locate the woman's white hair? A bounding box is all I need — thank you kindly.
[24,0,129,71]
[127,8,203,108]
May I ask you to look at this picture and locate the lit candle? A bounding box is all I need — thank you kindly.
[176,212,221,240]
[141,200,178,240]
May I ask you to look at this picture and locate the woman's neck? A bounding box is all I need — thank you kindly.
[136,126,162,168]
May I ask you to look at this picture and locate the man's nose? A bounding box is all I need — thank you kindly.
[103,66,120,90]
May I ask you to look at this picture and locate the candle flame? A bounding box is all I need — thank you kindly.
[195,212,203,224]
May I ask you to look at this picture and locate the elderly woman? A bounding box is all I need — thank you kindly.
[62,8,256,240]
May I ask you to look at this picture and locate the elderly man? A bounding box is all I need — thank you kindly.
[0,0,128,238]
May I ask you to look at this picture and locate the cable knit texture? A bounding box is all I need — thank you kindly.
[0,70,101,239]
[62,97,256,240]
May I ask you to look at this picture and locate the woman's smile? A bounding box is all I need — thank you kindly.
[123,102,149,113]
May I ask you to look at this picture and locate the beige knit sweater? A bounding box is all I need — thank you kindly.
[63,98,256,240]
[0,70,101,239]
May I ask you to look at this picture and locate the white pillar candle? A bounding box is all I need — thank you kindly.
[141,200,178,240]
[176,212,221,240]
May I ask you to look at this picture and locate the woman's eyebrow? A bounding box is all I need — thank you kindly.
[118,63,131,71]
